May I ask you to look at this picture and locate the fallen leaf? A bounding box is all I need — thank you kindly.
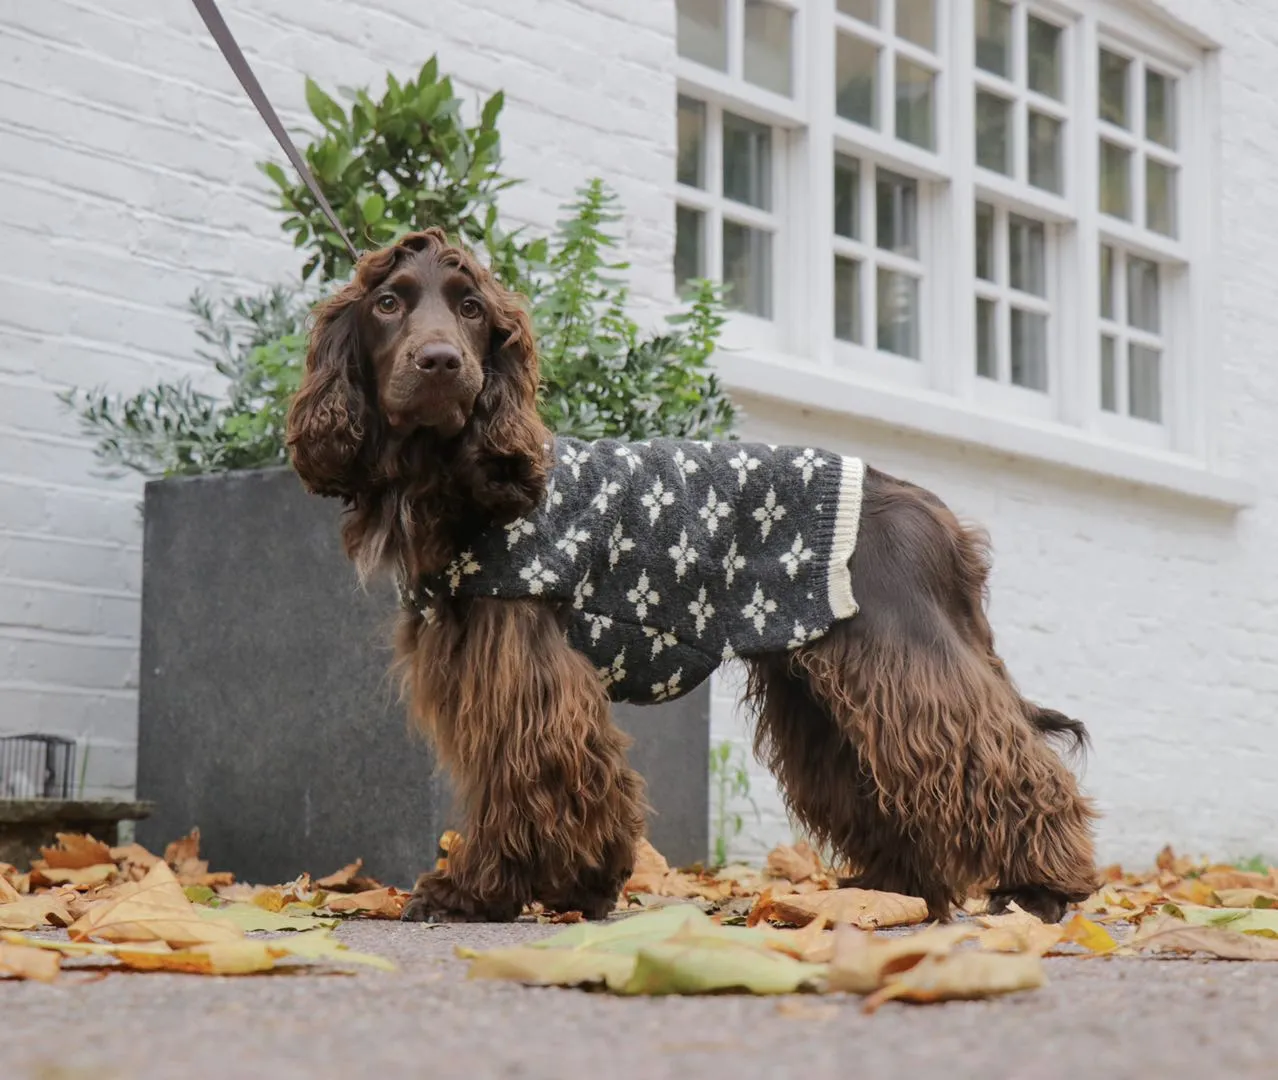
[110,843,162,871]
[1060,913,1118,954]
[550,910,584,924]
[767,915,836,963]
[1129,916,1278,960]
[1169,878,1219,907]
[462,944,636,989]
[826,923,978,994]
[184,885,219,906]
[164,829,201,867]
[29,864,116,889]
[1160,903,1278,938]
[861,951,1045,1013]
[316,859,364,890]
[765,842,822,884]
[1199,869,1271,892]
[755,887,928,930]
[0,941,60,982]
[68,860,243,947]
[0,874,19,903]
[275,928,398,971]
[1212,889,1278,910]
[325,887,406,919]
[0,894,73,931]
[620,931,827,996]
[39,833,114,870]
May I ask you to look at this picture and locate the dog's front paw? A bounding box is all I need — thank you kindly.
[400,870,519,923]
[987,885,1070,924]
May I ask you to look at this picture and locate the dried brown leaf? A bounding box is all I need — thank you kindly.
[767,914,836,963]
[861,950,1045,1013]
[0,874,19,904]
[39,833,114,870]
[1213,888,1278,909]
[316,859,364,890]
[765,842,822,884]
[0,894,73,931]
[0,941,60,982]
[325,886,407,919]
[1199,869,1272,892]
[756,887,928,930]
[826,923,977,994]
[1129,915,1278,960]
[68,860,243,947]
[29,864,116,889]
[164,828,201,867]
[110,843,162,872]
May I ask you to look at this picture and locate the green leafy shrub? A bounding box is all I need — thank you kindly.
[63,59,737,479]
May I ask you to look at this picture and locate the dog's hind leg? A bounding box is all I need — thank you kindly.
[744,654,946,915]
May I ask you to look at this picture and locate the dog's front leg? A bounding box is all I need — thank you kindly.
[398,599,646,923]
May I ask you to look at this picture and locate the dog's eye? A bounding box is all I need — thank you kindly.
[459,297,482,320]
[376,294,400,315]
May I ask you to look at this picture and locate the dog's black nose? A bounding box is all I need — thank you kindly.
[414,343,462,373]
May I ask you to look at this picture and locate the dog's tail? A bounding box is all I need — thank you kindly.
[1028,706,1090,759]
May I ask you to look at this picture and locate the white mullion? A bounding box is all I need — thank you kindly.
[1024,91,1069,121]
[833,234,875,261]
[1071,13,1102,431]
[894,39,941,70]
[675,185,717,213]
[805,0,835,363]
[1007,290,1052,316]
[707,103,725,281]
[1131,58,1148,235]
[1126,325,1163,350]
[945,0,977,400]
[833,14,890,48]
[721,202,780,231]
[864,161,878,351]
[1096,121,1139,151]
[1114,246,1130,415]
[876,248,924,276]
[973,70,1017,97]
[727,0,745,82]
[996,205,1011,384]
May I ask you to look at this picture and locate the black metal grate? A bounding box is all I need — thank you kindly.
[0,734,77,799]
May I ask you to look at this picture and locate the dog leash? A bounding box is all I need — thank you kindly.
[190,0,362,265]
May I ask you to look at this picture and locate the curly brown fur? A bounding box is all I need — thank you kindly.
[287,229,1098,925]
[747,467,1098,921]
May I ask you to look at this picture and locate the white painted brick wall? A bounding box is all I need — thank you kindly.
[0,0,677,796]
[4,0,1276,876]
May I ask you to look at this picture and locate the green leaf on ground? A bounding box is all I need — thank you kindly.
[1161,903,1278,938]
[197,905,339,933]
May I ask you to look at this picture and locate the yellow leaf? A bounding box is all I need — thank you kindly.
[620,933,827,996]
[826,923,977,994]
[108,941,287,976]
[461,944,635,989]
[251,889,288,913]
[975,903,1066,956]
[197,905,339,933]
[68,860,243,947]
[1213,889,1278,909]
[756,887,928,930]
[0,941,60,982]
[0,895,72,931]
[862,951,1045,1013]
[1061,914,1118,954]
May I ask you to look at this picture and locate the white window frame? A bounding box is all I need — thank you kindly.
[673,0,1242,508]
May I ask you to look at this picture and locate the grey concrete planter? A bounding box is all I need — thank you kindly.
[136,467,709,888]
[0,799,153,868]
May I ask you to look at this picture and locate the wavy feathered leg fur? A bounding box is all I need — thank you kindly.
[396,599,647,923]
[746,467,1098,922]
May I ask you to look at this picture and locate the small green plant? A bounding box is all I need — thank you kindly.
[709,740,760,869]
[1232,855,1272,874]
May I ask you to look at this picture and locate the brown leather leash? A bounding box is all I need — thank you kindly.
[190,0,362,265]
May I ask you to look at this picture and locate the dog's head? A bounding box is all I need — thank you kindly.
[285,228,547,518]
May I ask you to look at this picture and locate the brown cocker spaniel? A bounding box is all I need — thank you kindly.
[285,228,1098,924]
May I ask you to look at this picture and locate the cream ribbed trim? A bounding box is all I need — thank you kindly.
[825,456,864,620]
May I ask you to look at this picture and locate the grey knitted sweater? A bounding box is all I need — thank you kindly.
[399,436,866,705]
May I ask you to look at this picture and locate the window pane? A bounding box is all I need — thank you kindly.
[1027,17,1063,100]
[677,96,706,188]
[1099,140,1131,219]
[975,201,996,281]
[877,268,920,358]
[1010,309,1048,391]
[675,206,705,291]
[1009,215,1046,297]
[834,256,862,343]
[677,0,727,71]
[896,0,935,50]
[1028,111,1063,194]
[976,297,998,378]
[1127,256,1160,333]
[723,221,773,318]
[876,169,918,257]
[836,34,879,127]
[1100,335,1118,412]
[1129,344,1162,422]
[896,57,935,149]
[744,1,793,96]
[722,112,772,210]
[976,91,1012,174]
[1146,159,1178,238]
[834,154,861,240]
[1099,48,1130,127]
[975,0,1012,77]
[837,0,878,23]
[1100,244,1116,320]
[1146,70,1177,149]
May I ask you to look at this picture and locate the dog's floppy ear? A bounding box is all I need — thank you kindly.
[464,275,550,519]
[286,284,374,498]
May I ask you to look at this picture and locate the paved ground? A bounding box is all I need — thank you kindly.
[5,918,1277,1080]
